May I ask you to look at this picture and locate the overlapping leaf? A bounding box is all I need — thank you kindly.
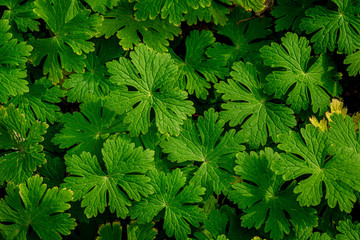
[260,32,340,114]
[133,0,211,26]
[229,148,318,240]
[216,61,296,148]
[131,169,206,240]
[271,124,360,213]
[63,37,123,103]
[7,77,65,124]
[97,1,181,53]
[0,19,32,103]
[52,99,127,157]
[0,104,47,184]
[0,175,76,240]
[171,30,227,99]
[271,0,316,32]
[206,8,272,69]
[106,44,195,136]
[0,0,40,35]
[161,109,244,195]
[62,137,155,218]
[300,0,360,54]
[30,0,102,83]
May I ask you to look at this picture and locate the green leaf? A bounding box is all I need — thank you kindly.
[62,137,155,218]
[206,8,272,69]
[96,221,158,240]
[300,0,360,54]
[30,0,103,83]
[131,169,206,240]
[106,44,195,136]
[83,0,120,14]
[194,209,229,240]
[0,175,76,240]
[7,77,65,124]
[97,1,181,53]
[0,0,40,33]
[0,104,48,184]
[127,221,158,240]
[229,148,318,240]
[133,0,211,26]
[52,98,126,158]
[185,1,230,26]
[97,222,122,240]
[63,37,123,103]
[216,61,296,149]
[233,0,266,12]
[260,32,340,114]
[37,155,65,188]
[328,113,360,154]
[0,19,32,103]
[336,219,360,240]
[271,124,360,213]
[344,50,360,76]
[161,109,245,195]
[171,30,227,99]
[271,0,316,32]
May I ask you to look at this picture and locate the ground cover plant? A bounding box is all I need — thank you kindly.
[1,0,360,239]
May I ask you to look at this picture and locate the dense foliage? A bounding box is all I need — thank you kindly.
[0,0,360,239]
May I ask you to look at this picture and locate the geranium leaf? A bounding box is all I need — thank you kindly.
[62,137,155,218]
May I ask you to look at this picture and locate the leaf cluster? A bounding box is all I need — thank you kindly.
[1,0,360,240]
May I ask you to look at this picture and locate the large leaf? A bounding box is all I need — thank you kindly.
[300,0,360,54]
[215,61,296,148]
[260,32,340,114]
[62,137,155,218]
[271,124,360,213]
[30,0,102,83]
[131,169,206,240]
[105,44,195,136]
[52,98,127,158]
[0,175,76,240]
[161,109,245,195]
[229,148,317,240]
